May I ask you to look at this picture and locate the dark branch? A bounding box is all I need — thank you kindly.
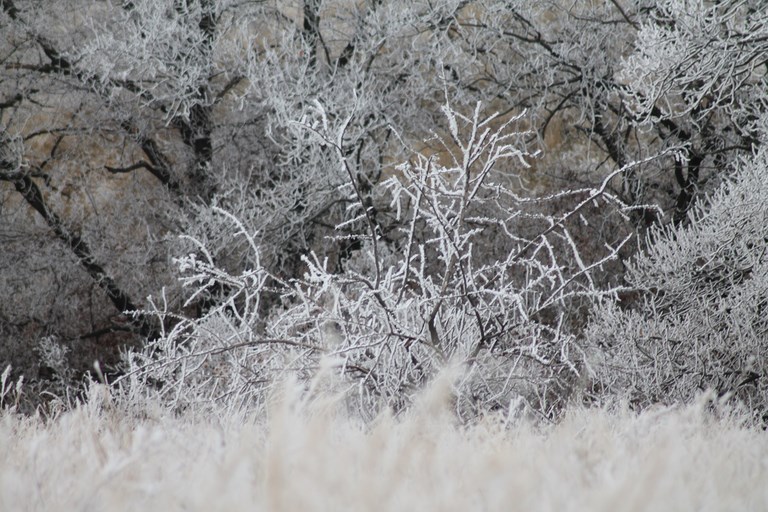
[2,171,156,337]
[105,161,157,175]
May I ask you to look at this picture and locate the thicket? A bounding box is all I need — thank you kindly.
[0,0,766,420]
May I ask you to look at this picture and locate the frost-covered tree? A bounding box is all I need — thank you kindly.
[1,0,499,385]
[466,0,767,223]
[0,0,630,396]
[620,0,768,223]
[584,0,768,417]
[2,0,767,415]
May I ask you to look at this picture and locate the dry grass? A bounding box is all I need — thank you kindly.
[1,381,767,512]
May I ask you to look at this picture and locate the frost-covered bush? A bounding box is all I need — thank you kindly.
[117,103,634,420]
[588,147,768,416]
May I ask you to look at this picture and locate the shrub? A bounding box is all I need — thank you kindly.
[588,147,768,418]
[116,102,632,420]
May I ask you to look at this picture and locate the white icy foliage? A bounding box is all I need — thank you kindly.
[621,0,768,135]
[69,1,224,119]
[588,146,768,414]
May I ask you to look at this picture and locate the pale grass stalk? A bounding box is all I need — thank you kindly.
[0,380,766,512]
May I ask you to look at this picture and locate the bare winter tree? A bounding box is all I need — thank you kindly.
[455,0,766,224]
